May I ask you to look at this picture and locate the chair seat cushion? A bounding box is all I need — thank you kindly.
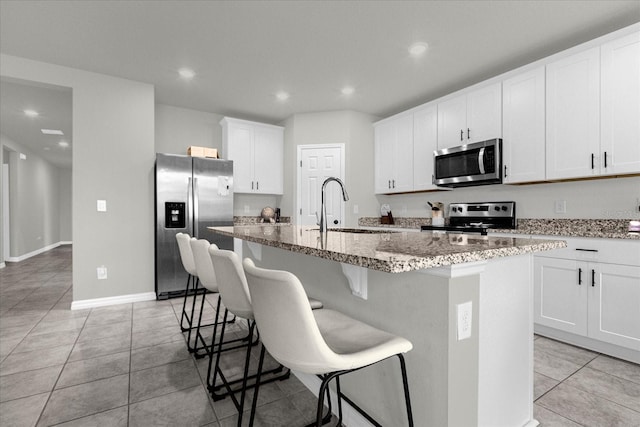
[313,309,412,371]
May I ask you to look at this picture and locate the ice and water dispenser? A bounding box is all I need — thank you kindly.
[164,202,186,228]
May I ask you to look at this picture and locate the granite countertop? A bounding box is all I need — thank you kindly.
[358,217,640,240]
[208,224,566,273]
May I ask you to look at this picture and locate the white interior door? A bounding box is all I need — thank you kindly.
[298,145,344,227]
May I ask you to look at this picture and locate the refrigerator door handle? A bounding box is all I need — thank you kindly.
[193,177,199,237]
[187,177,194,234]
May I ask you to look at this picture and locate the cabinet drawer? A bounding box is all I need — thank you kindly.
[536,236,640,266]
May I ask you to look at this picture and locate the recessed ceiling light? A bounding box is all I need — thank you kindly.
[58,141,70,148]
[41,129,64,135]
[276,91,290,101]
[408,42,429,57]
[341,86,355,96]
[24,109,39,117]
[178,68,195,80]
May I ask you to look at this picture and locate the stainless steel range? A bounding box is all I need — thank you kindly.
[421,201,516,235]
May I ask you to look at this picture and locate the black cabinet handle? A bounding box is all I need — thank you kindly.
[392,179,396,188]
[576,248,598,252]
[604,152,608,168]
[388,180,391,189]
[578,268,582,285]
[591,269,596,287]
[591,153,595,169]
[256,181,259,190]
[251,181,254,190]
[460,130,464,141]
[467,128,470,140]
[504,165,508,178]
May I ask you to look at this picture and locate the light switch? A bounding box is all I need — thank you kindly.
[97,200,107,212]
[97,266,108,280]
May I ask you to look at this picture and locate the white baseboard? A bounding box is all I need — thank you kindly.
[60,241,73,245]
[0,262,5,269]
[5,241,71,262]
[71,292,156,310]
[293,371,374,427]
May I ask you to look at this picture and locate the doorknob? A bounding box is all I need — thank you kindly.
[333,219,339,225]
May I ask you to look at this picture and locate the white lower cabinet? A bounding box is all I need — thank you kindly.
[589,263,640,349]
[534,239,640,355]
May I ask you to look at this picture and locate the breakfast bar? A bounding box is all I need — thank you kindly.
[209,224,566,427]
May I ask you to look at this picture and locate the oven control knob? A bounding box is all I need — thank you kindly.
[494,206,500,211]
[501,206,508,211]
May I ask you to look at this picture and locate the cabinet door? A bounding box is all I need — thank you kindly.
[391,114,414,193]
[589,263,640,350]
[502,67,546,183]
[601,32,640,176]
[253,126,283,194]
[546,47,601,180]
[466,83,502,144]
[374,121,395,194]
[437,95,467,149]
[413,105,438,191]
[534,257,588,335]
[227,123,254,193]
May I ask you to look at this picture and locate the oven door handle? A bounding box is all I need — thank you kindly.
[478,147,486,174]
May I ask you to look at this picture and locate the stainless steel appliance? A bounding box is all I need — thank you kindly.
[155,153,234,299]
[421,201,516,235]
[433,139,502,187]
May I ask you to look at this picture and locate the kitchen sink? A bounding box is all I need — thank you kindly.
[308,227,398,234]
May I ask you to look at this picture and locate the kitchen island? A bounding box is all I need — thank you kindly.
[208,224,566,427]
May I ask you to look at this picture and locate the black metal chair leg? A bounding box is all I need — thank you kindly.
[180,274,193,332]
[207,308,229,391]
[248,342,266,427]
[398,354,414,427]
[187,283,207,353]
[335,376,343,427]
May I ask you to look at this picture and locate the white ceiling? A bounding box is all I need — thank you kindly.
[1,1,639,168]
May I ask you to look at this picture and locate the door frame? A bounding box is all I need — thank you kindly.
[296,143,346,226]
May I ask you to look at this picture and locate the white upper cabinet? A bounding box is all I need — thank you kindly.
[502,67,546,183]
[221,117,284,194]
[546,47,601,180]
[437,83,502,149]
[413,104,438,191]
[600,31,640,176]
[374,113,414,194]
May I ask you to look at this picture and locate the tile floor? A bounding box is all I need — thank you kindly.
[1,245,639,426]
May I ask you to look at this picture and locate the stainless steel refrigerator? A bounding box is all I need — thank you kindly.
[155,153,234,299]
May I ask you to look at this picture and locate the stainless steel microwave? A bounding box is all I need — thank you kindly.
[433,139,502,187]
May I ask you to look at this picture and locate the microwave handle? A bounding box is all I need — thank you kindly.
[478,147,486,174]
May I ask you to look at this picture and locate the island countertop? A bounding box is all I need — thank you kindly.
[208,224,566,273]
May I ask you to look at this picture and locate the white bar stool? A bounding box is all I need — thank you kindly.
[208,248,325,426]
[175,233,200,338]
[190,239,252,358]
[243,258,414,427]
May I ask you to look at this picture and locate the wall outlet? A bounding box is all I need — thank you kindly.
[97,200,107,212]
[554,200,566,214]
[97,266,108,280]
[353,204,359,214]
[457,301,472,341]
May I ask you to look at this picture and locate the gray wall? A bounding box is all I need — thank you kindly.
[281,110,380,227]
[0,133,71,259]
[1,53,156,302]
[59,167,72,242]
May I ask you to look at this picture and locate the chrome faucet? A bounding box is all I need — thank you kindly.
[319,177,349,233]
